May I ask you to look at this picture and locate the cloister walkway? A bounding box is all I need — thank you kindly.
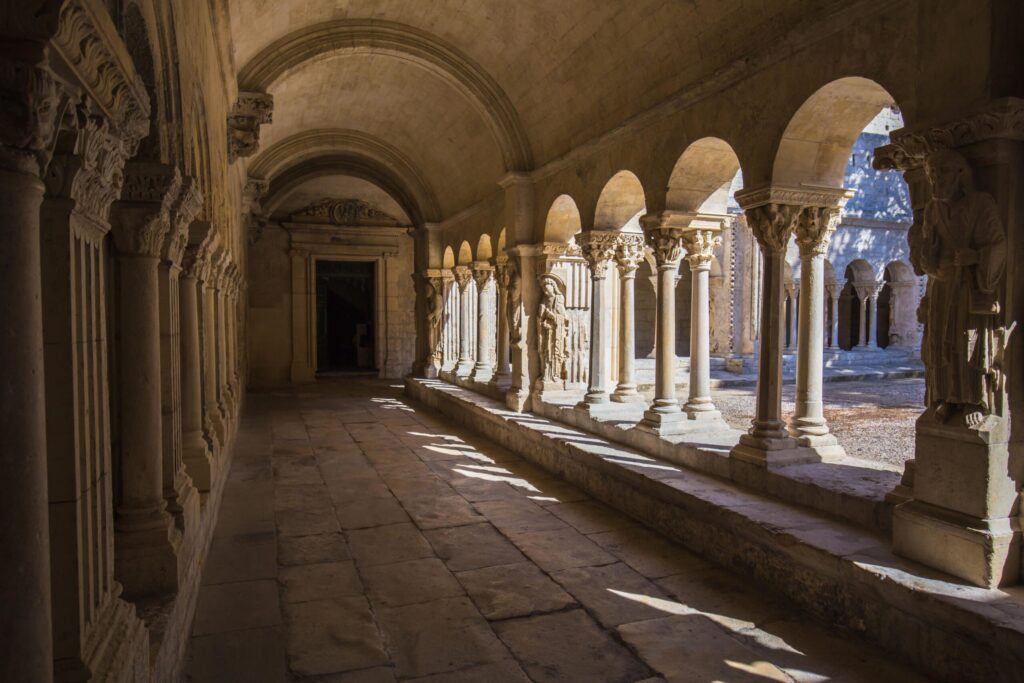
[184,379,925,682]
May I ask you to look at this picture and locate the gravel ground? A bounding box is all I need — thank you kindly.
[710,377,924,469]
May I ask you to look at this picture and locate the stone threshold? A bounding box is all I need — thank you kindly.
[406,377,1024,683]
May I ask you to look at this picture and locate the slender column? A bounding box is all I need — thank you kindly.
[181,234,214,490]
[731,201,802,466]
[790,206,844,455]
[577,231,619,409]
[681,229,724,423]
[491,259,512,385]
[158,178,203,545]
[110,164,183,598]
[857,290,869,347]
[453,266,474,376]
[612,235,645,402]
[786,286,798,351]
[826,284,840,348]
[471,261,495,382]
[638,217,686,434]
[866,284,881,348]
[0,58,60,683]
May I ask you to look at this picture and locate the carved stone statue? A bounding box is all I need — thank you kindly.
[911,148,1008,427]
[537,272,567,384]
[425,276,444,369]
[506,260,522,345]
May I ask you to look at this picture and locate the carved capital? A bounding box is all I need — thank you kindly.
[577,230,619,278]
[681,229,721,270]
[743,204,801,254]
[825,283,841,299]
[471,261,494,288]
[111,162,182,256]
[795,205,840,257]
[614,233,645,275]
[182,221,214,279]
[644,227,685,268]
[453,265,473,292]
[163,176,203,266]
[227,91,273,162]
[0,54,66,176]
[494,259,512,290]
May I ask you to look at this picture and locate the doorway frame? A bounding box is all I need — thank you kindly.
[312,257,380,374]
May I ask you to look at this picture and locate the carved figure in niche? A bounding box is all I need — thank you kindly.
[537,273,567,383]
[910,148,1008,427]
[506,261,522,345]
[425,278,444,362]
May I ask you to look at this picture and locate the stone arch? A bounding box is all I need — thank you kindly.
[878,260,916,349]
[666,137,742,215]
[249,129,441,222]
[496,228,507,259]
[838,259,875,350]
[594,170,647,231]
[120,1,162,161]
[543,195,583,245]
[476,234,493,262]
[237,19,533,170]
[442,246,456,269]
[457,241,473,265]
[772,77,898,188]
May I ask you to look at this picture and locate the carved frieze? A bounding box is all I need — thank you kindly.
[227,91,273,162]
[290,198,401,227]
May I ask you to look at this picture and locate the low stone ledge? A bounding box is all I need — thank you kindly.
[406,378,1024,683]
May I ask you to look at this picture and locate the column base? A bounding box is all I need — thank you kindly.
[114,511,182,599]
[680,407,731,433]
[470,364,493,383]
[488,371,511,389]
[788,419,847,458]
[893,500,1020,588]
[611,385,645,403]
[506,387,530,413]
[167,468,201,547]
[730,432,818,468]
[574,398,632,418]
[455,360,474,377]
[423,360,441,379]
[636,408,688,436]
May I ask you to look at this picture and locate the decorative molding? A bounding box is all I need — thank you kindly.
[734,185,852,210]
[182,221,215,280]
[237,19,532,170]
[227,91,273,163]
[289,198,402,227]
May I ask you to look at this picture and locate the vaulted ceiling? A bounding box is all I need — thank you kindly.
[229,0,820,222]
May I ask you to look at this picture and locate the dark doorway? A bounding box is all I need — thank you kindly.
[316,260,376,373]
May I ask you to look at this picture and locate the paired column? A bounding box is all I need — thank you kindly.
[638,216,687,434]
[453,266,474,376]
[491,258,512,386]
[789,206,844,456]
[826,283,840,348]
[577,231,619,411]
[110,163,183,598]
[680,229,725,425]
[730,200,803,466]
[180,229,215,491]
[471,261,495,382]
[612,234,645,402]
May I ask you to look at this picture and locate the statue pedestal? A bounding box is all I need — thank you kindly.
[893,410,1021,588]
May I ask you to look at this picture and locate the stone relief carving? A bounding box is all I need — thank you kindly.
[681,229,721,268]
[0,56,65,175]
[645,227,686,266]
[112,163,182,256]
[537,272,568,385]
[227,91,273,162]
[615,234,646,274]
[795,206,841,256]
[425,275,445,367]
[578,231,619,278]
[911,148,1009,426]
[505,259,522,345]
[744,203,802,253]
[290,198,401,227]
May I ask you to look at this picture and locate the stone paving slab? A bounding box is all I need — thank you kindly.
[185,379,935,682]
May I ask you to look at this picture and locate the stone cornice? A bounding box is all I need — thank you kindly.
[734,185,853,210]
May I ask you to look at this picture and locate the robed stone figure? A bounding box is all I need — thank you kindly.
[538,273,567,384]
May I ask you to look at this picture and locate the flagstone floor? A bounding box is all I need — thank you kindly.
[184,379,928,683]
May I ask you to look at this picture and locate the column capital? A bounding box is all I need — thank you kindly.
[110,163,182,257]
[162,176,204,267]
[494,258,513,289]
[615,233,646,275]
[825,282,841,298]
[453,265,473,291]
[471,260,494,288]
[795,205,841,257]
[742,203,801,254]
[577,230,619,277]
[681,229,722,270]
[0,55,66,176]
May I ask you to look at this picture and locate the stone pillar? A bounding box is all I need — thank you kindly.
[866,283,881,349]
[856,289,869,347]
[681,229,725,426]
[0,59,61,682]
[453,266,474,376]
[422,270,445,378]
[785,286,798,352]
[491,258,512,386]
[638,216,686,434]
[612,234,645,402]
[200,253,223,456]
[180,229,214,491]
[790,206,845,457]
[826,283,840,348]
[158,178,203,545]
[576,231,619,411]
[471,261,495,382]
[110,163,183,598]
[730,198,805,466]
[505,251,531,410]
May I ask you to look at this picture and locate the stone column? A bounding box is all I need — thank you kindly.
[790,206,844,456]
[213,257,230,430]
[491,258,512,386]
[856,289,869,347]
[612,234,645,402]
[826,283,840,348]
[200,253,223,455]
[866,283,881,349]
[576,231,619,411]
[0,58,61,683]
[110,163,183,598]
[730,198,804,466]
[158,178,203,544]
[785,285,798,352]
[681,229,725,426]
[504,251,530,410]
[638,216,686,434]
[453,266,474,376]
[471,261,495,382]
[180,229,214,491]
